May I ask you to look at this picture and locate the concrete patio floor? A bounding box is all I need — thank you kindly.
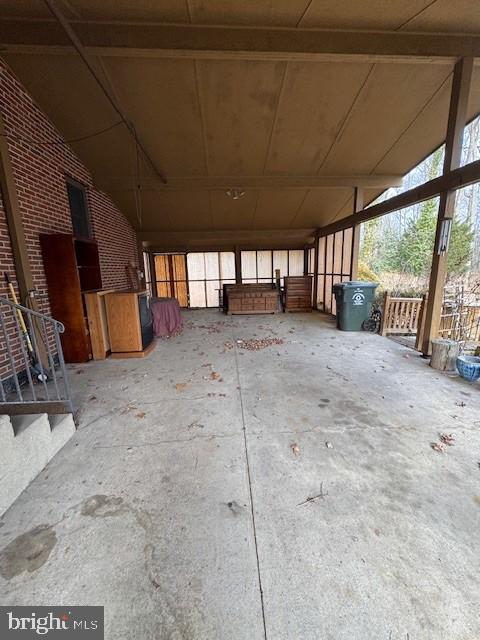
[0,310,479,640]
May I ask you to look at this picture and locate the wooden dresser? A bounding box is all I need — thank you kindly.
[227,284,279,315]
[284,276,313,312]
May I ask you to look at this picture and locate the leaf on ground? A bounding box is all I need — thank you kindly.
[135,412,146,419]
[440,433,455,446]
[431,442,445,453]
[175,382,188,391]
[120,404,137,414]
[210,371,221,380]
[290,442,300,456]
[187,421,204,429]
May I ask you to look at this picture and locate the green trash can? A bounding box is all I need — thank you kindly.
[332,281,378,331]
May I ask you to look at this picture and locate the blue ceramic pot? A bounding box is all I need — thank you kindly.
[456,355,480,382]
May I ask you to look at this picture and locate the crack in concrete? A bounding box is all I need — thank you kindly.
[76,410,117,431]
[231,322,268,640]
[92,432,241,449]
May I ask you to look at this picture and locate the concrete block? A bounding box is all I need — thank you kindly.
[48,413,76,457]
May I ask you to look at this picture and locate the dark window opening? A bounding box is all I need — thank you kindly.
[67,179,91,239]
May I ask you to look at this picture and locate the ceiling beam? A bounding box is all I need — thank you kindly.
[317,158,480,236]
[95,175,403,192]
[1,19,480,63]
[138,228,316,252]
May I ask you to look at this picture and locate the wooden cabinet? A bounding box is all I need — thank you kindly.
[105,291,154,358]
[84,290,114,360]
[40,233,102,363]
[226,284,279,314]
[284,276,312,312]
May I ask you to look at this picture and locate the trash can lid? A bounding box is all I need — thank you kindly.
[337,280,378,288]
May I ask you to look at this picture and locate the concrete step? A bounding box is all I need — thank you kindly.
[48,413,76,457]
[0,412,75,516]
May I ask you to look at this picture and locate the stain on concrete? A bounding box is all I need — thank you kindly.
[80,495,126,518]
[226,500,243,515]
[473,496,480,506]
[0,524,56,580]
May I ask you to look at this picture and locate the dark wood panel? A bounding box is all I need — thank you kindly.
[75,238,102,291]
[40,233,92,362]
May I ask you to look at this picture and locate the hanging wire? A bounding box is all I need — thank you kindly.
[132,124,143,228]
[0,119,125,148]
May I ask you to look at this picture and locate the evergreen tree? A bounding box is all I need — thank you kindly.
[397,199,437,275]
[397,198,473,276]
[377,227,402,272]
[360,218,381,271]
[448,218,474,275]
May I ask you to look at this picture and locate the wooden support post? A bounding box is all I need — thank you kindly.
[0,114,51,368]
[422,57,473,355]
[0,113,34,302]
[312,234,320,309]
[350,187,363,280]
[415,292,428,351]
[303,247,309,276]
[148,251,157,297]
[380,290,391,336]
[234,246,242,284]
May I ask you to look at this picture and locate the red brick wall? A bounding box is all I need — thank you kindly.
[89,190,138,290]
[0,60,139,379]
[0,190,23,379]
[0,61,138,304]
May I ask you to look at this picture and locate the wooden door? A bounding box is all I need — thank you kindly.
[154,255,172,297]
[172,255,188,307]
[153,254,188,307]
[40,233,92,362]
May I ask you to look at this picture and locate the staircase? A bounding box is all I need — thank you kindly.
[0,295,76,515]
[0,412,75,515]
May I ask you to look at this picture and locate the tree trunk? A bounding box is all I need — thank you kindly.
[430,339,460,371]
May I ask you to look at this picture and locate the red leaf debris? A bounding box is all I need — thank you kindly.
[224,337,285,351]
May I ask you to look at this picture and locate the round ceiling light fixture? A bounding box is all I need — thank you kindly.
[226,188,245,200]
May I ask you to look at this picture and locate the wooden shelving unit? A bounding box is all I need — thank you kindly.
[40,233,102,362]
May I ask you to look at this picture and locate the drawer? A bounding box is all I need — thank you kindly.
[287,296,311,308]
[265,299,278,311]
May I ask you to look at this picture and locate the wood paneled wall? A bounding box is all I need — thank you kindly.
[317,227,355,315]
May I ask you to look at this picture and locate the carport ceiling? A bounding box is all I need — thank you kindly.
[1,1,480,249]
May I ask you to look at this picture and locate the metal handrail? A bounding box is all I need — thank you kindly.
[0,296,74,417]
[0,297,65,332]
